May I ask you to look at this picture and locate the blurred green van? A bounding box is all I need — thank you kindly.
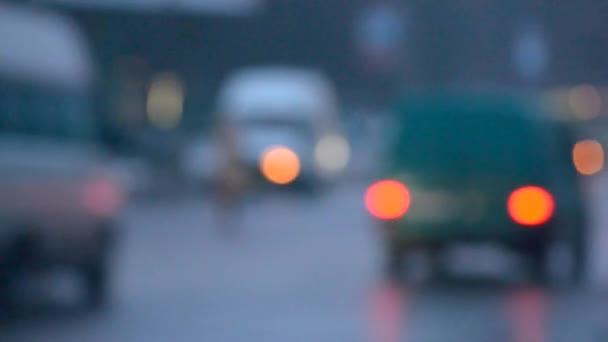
[366,89,587,284]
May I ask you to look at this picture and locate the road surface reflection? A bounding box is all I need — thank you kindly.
[369,281,549,342]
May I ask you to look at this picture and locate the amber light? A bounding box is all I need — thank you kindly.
[507,186,554,227]
[260,146,301,185]
[572,139,604,176]
[365,180,411,220]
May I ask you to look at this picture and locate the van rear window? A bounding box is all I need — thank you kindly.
[392,110,545,176]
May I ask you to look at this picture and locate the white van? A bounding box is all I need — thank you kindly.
[181,67,350,189]
[0,4,123,309]
[217,67,350,188]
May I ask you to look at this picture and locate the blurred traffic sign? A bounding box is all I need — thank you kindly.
[512,20,549,83]
[353,2,408,74]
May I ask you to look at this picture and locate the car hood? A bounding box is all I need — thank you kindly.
[237,129,314,165]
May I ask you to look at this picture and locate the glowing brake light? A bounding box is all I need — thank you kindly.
[82,178,123,218]
[365,180,411,220]
[507,186,554,227]
[572,139,604,176]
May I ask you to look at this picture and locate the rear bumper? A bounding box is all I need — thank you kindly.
[382,220,553,249]
[0,219,117,269]
[242,164,322,188]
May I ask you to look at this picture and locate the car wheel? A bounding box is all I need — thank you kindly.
[81,259,110,310]
[569,217,588,287]
[383,244,405,282]
[384,244,442,286]
[558,235,586,288]
[524,243,551,286]
[0,266,16,307]
[570,241,586,286]
[427,246,449,284]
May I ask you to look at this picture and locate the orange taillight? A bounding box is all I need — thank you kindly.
[507,186,554,227]
[365,180,411,220]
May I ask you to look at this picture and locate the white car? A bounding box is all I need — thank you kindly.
[182,66,350,190]
[0,4,124,309]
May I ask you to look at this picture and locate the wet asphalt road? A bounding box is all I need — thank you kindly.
[1,178,608,341]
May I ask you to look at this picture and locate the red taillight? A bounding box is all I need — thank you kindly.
[83,178,123,217]
[507,186,554,227]
[365,180,411,220]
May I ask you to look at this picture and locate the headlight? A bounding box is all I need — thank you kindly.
[314,134,350,176]
[259,145,301,185]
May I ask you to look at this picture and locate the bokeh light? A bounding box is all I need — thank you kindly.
[568,84,602,120]
[82,178,124,218]
[314,134,351,175]
[146,72,184,129]
[542,88,571,121]
[572,139,605,175]
[507,186,554,226]
[365,180,411,220]
[260,146,301,185]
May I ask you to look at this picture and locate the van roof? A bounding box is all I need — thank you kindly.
[218,66,337,118]
[389,91,555,179]
[394,88,545,121]
[0,3,93,90]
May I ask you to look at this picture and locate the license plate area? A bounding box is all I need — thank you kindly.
[446,243,515,276]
